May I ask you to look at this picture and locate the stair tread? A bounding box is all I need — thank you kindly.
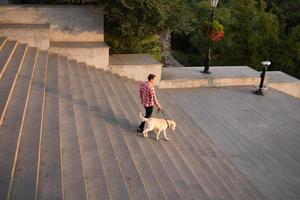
[118,75,219,199]
[155,90,244,200]
[50,41,109,48]
[124,79,235,200]
[10,48,45,200]
[0,44,27,125]
[0,37,7,50]
[0,45,36,200]
[81,67,131,200]
[87,67,150,199]
[0,40,17,79]
[0,23,50,29]
[58,56,87,200]
[37,53,63,200]
[159,90,261,200]
[170,89,265,199]
[127,78,265,200]
[0,37,266,200]
[105,71,204,200]
[68,61,110,200]
[97,70,172,200]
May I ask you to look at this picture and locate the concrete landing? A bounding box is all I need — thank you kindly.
[109,54,162,86]
[163,86,300,200]
[160,66,261,88]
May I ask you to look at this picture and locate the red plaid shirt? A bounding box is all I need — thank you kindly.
[139,81,161,108]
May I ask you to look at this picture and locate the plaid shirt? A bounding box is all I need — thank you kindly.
[139,81,161,108]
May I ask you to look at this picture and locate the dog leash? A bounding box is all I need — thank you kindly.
[161,110,170,128]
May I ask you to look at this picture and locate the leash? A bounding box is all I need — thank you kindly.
[160,110,170,128]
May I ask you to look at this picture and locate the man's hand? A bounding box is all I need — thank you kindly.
[158,106,163,112]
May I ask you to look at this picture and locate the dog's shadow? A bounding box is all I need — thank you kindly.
[135,131,169,142]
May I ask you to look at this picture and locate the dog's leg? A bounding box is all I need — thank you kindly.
[163,129,170,141]
[143,128,150,138]
[156,130,162,140]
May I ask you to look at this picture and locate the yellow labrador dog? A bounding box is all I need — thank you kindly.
[139,112,176,141]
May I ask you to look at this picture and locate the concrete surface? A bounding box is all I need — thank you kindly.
[0,45,266,199]
[0,5,104,42]
[267,71,300,99]
[50,41,109,69]
[0,24,49,50]
[109,54,162,85]
[163,86,300,200]
[269,82,300,99]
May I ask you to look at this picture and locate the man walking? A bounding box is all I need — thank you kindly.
[137,74,162,132]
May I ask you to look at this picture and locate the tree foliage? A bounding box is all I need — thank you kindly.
[172,0,300,78]
[99,0,193,60]
[34,0,299,78]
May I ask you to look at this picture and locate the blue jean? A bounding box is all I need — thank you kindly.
[139,106,153,130]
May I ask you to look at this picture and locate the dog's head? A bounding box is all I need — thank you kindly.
[169,120,176,131]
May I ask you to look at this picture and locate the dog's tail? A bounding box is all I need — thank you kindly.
[139,112,149,122]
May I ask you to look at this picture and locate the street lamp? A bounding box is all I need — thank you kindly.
[202,0,219,74]
[253,61,271,95]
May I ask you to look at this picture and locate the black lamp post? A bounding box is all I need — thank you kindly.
[202,0,219,74]
[253,61,271,95]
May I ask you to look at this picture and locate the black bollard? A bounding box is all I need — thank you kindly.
[253,61,271,95]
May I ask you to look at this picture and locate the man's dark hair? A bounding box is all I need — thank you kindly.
[148,74,156,81]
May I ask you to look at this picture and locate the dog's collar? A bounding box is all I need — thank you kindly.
[165,119,170,128]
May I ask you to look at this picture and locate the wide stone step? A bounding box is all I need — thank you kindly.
[0,23,50,50]
[0,40,17,79]
[0,23,49,29]
[68,61,110,200]
[177,88,267,199]
[117,75,214,199]
[88,67,150,199]
[49,41,109,69]
[105,71,203,200]
[9,50,46,200]
[156,90,249,200]
[124,78,234,200]
[58,56,87,200]
[158,89,264,200]
[0,46,37,200]
[97,70,171,199]
[0,44,27,125]
[126,78,265,200]
[37,53,62,200]
[0,37,7,50]
[80,67,131,200]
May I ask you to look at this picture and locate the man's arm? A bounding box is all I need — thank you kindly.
[150,86,162,109]
[139,83,143,104]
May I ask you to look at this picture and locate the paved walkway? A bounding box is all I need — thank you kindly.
[162,86,300,200]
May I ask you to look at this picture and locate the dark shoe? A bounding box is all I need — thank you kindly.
[137,128,143,133]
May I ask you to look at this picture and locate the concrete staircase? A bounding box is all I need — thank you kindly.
[0,37,265,200]
[0,5,109,69]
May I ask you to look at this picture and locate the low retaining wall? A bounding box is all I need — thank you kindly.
[109,54,162,86]
[0,24,49,50]
[0,5,104,42]
[50,41,109,69]
[270,82,300,99]
[159,77,262,88]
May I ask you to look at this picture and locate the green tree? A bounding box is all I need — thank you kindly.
[224,0,279,69]
[100,0,193,64]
